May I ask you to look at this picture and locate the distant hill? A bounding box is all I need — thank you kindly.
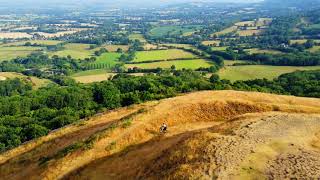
[263,0,320,9]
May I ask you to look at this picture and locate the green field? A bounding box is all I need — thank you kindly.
[213,26,237,36]
[129,34,147,43]
[308,46,320,53]
[218,65,320,81]
[306,24,320,29]
[72,69,110,77]
[133,49,197,62]
[88,52,121,68]
[246,48,283,55]
[290,39,320,45]
[3,40,63,46]
[224,60,250,66]
[49,43,129,59]
[49,43,93,59]
[126,59,212,70]
[149,25,202,37]
[211,46,228,51]
[0,46,43,61]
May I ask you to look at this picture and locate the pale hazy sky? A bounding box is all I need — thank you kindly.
[0,0,263,9]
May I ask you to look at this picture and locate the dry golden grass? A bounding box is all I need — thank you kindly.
[237,29,263,36]
[0,72,51,89]
[213,26,238,36]
[1,91,320,179]
[202,40,221,46]
[0,32,32,39]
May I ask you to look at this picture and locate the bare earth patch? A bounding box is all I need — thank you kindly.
[1,90,320,180]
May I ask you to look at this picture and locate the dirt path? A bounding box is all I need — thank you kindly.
[1,90,320,180]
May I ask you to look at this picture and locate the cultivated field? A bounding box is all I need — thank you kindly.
[133,49,197,62]
[218,65,320,81]
[237,29,263,36]
[0,32,32,39]
[126,59,212,70]
[2,40,63,46]
[71,69,144,83]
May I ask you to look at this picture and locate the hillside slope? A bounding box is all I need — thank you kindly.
[1,90,320,179]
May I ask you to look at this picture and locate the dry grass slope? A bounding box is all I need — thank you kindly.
[1,90,320,180]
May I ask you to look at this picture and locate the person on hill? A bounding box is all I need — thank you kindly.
[160,123,168,133]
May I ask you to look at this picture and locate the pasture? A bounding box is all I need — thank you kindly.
[0,32,32,39]
[0,46,43,61]
[149,25,201,37]
[49,43,129,59]
[49,43,92,59]
[87,52,121,69]
[246,48,283,54]
[133,49,197,62]
[223,60,250,66]
[126,59,212,70]
[290,39,320,45]
[72,70,116,83]
[202,40,221,46]
[218,65,320,81]
[3,40,63,46]
[308,46,320,53]
[211,46,228,51]
[129,34,147,43]
[237,29,263,36]
[102,45,129,52]
[213,26,237,36]
[71,70,144,83]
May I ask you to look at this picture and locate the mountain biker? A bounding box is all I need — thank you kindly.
[160,123,167,133]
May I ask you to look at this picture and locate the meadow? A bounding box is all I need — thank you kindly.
[133,49,197,62]
[237,29,263,36]
[213,26,237,36]
[0,46,43,61]
[149,25,202,37]
[202,40,221,46]
[129,34,147,43]
[289,39,320,45]
[126,59,212,70]
[49,43,129,59]
[246,48,283,54]
[71,69,143,83]
[218,65,320,81]
[308,46,320,53]
[49,43,93,59]
[87,52,121,69]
